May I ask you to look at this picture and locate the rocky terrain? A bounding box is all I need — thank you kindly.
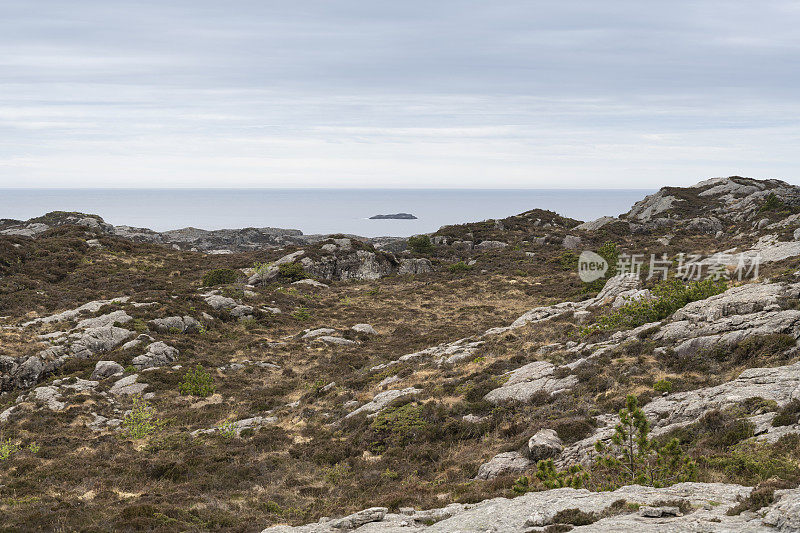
[4,176,800,531]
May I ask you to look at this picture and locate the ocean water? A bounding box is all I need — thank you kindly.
[0,189,652,238]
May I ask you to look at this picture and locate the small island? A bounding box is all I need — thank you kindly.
[369,213,417,220]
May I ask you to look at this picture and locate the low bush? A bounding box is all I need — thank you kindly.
[727,485,775,515]
[536,396,696,491]
[277,263,307,281]
[407,235,434,254]
[448,261,473,274]
[121,396,165,440]
[551,508,598,526]
[178,365,216,398]
[772,400,800,427]
[202,268,239,286]
[653,379,673,393]
[759,192,785,213]
[585,278,726,333]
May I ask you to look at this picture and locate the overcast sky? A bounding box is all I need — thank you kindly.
[1,1,799,188]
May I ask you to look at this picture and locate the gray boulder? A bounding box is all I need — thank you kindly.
[527,429,563,461]
[475,451,531,480]
[344,388,421,419]
[562,235,582,250]
[204,294,238,310]
[132,341,179,370]
[352,324,377,335]
[484,361,577,403]
[109,374,148,396]
[69,326,135,359]
[475,240,508,250]
[398,258,433,275]
[148,316,200,333]
[13,356,43,389]
[314,336,357,346]
[303,328,337,339]
[91,360,124,380]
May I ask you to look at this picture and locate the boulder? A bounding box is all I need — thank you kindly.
[398,258,433,275]
[314,336,357,346]
[109,374,148,396]
[69,326,135,358]
[352,324,378,335]
[148,316,200,333]
[329,507,387,530]
[344,388,421,419]
[484,361,577,403]
[132,342,179,370]
[527,429,563,461]
[291,278,328,288]
[13,356,43,389]
[75,310,132,329]
[91,360,124,380]
[302,328,337,339]
[562,235,582,250]
[204,294,238,310]
[475,240,508,250]
[474,451,531,480]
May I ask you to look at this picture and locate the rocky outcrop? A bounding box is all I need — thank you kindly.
[259,482,795,532]
[343,388,421,419]
[528,429,564,461]
[474,451,531,480]
[148,316,200,333]
[91,360,124,380]
[132,341,179,370]
[484,361,578,403]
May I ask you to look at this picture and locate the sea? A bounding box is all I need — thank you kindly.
[0,189,652,238]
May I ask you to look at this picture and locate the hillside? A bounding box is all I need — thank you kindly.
[3,177,800,531]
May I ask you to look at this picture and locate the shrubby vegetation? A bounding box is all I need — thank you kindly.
[407,235,434,254]
[202,268,239,286]
[447,261,473,273]
[584,278,726,334]
[178,365,216,398]
[121,396,165,440]
[526,396,696,492]
[278,263,307,281]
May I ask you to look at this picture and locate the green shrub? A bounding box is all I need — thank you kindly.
[202,268,239,286]
[371,403,428,445]
[653,379,673,393]
[538,396,696,491]
[593,395,697,489]
[759,192,785,213]
[407,235,434,254]
[121,396,165,440]
[535,460,587,489]
[217,421,237,439]
[585,278,727,333]
[448,261,473,274]
[278,262,307,281]
[559,251,578,271]
[178,365,215,398]
[0,439,19,461]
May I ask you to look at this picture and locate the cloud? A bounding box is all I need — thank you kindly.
[0,1,799,187]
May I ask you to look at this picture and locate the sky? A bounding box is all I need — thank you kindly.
[1,0,799,189]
